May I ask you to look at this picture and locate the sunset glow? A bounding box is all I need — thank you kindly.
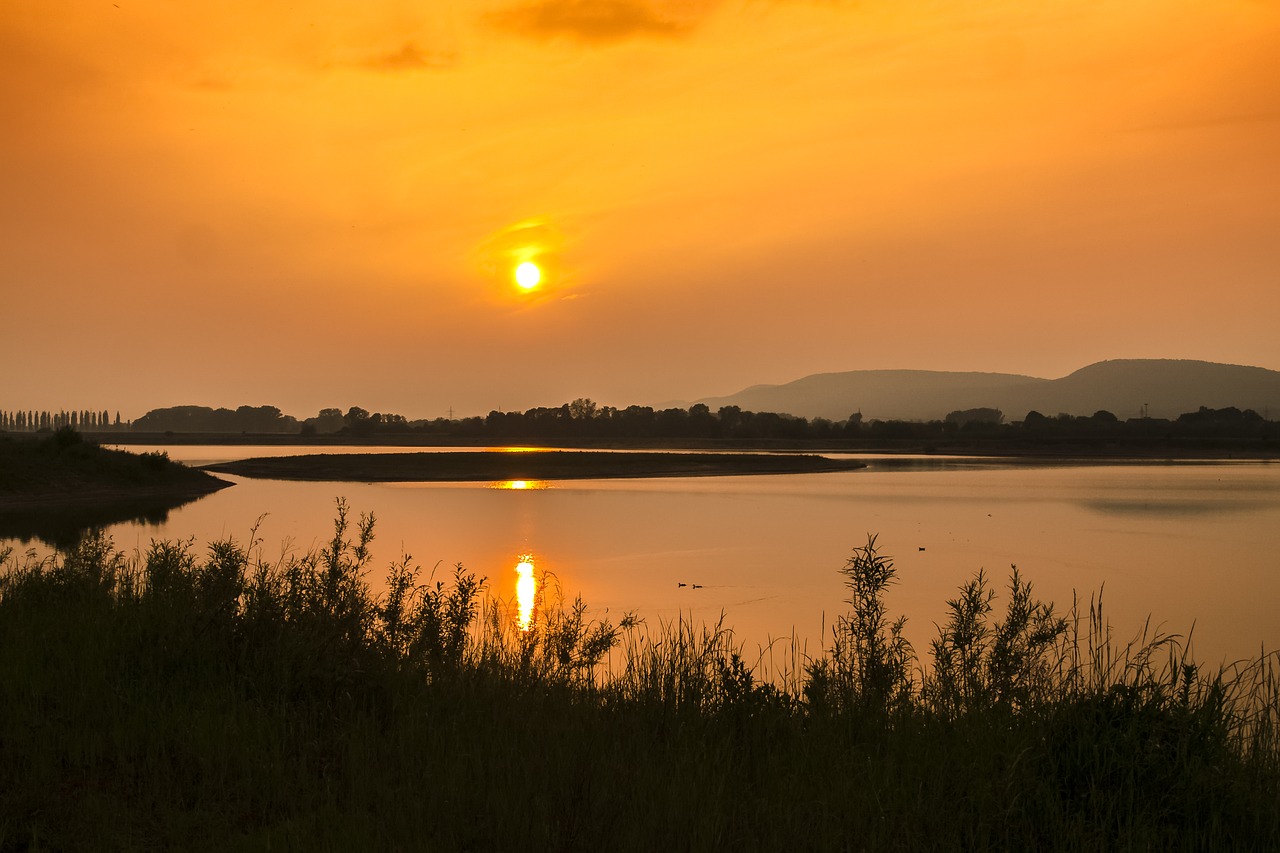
[2,1,1277,416]
[515,556,537,632]
[6,2,1280,841]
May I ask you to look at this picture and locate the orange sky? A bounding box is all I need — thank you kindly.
[3,0,1279,419]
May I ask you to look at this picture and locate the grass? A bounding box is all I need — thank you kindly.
[0,428,227,506]
[1,502,1276,851]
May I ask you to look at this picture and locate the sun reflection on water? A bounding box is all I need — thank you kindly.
[490,479,550,490]
[516,555,537,631]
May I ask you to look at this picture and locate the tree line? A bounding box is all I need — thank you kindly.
[130,405,299,434]
[0,409,124,432]
[3,400,1274,444]
[304,400,1279,444]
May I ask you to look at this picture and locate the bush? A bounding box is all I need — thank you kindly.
[1,511,1276,850]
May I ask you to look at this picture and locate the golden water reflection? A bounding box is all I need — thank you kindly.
[490,479,550,490]
[516,555,537,631]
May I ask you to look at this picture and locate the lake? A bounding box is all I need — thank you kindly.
[9,446,1280,669]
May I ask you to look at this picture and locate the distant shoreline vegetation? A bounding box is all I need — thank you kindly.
[4,401,1278,454]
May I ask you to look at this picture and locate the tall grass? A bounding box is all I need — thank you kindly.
[1,503,1276,851]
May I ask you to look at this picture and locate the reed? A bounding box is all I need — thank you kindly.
[1,502,1275,850]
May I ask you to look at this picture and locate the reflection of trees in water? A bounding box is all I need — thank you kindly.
[0,495,209,551]
[1080,499,1272,518]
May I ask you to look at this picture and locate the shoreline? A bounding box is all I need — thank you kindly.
[0,478,233,513]
[203,450,868,482]
[86,431,1280,460]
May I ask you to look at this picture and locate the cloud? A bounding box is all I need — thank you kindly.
[476,219,565,274]
[487,0,714,44]
[359,42,457,72]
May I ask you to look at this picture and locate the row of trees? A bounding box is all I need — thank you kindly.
[0,409,124,432]
[316,400,1275,443]
[130,405,300,434]
[474,402,830,440]
[4,400,1273,444]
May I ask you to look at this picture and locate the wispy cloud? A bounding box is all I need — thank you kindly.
[487,0,716,44]
[359,42,457,72]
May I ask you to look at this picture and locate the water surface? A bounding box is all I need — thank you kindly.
[12,448,1279,667]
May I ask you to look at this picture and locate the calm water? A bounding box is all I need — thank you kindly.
[12,446,1280,667]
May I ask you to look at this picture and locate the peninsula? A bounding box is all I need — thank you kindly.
[0,430,230,511]
[204,450,867,482]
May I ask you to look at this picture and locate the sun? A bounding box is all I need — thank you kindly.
[515,261,542,291]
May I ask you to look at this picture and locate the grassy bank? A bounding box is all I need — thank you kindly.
[1,504,1276,851]
[0,428,230,510]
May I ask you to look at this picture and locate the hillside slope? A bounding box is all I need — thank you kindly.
[696,360,1280,421]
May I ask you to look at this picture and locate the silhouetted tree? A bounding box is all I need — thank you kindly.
[568,398,598,420]
[945,408,1004,427]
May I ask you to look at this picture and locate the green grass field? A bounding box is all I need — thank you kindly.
[2,501,1276,851]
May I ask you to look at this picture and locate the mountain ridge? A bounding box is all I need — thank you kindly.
[693,359,1280,422]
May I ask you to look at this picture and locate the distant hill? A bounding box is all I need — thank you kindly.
[696,360,1280,422]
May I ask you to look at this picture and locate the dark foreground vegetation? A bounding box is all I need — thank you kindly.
[204,450,867,482]
[2,504,1276,851]
[0,428,228,510]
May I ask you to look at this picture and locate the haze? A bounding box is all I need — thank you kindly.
[4,0,1278,419]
